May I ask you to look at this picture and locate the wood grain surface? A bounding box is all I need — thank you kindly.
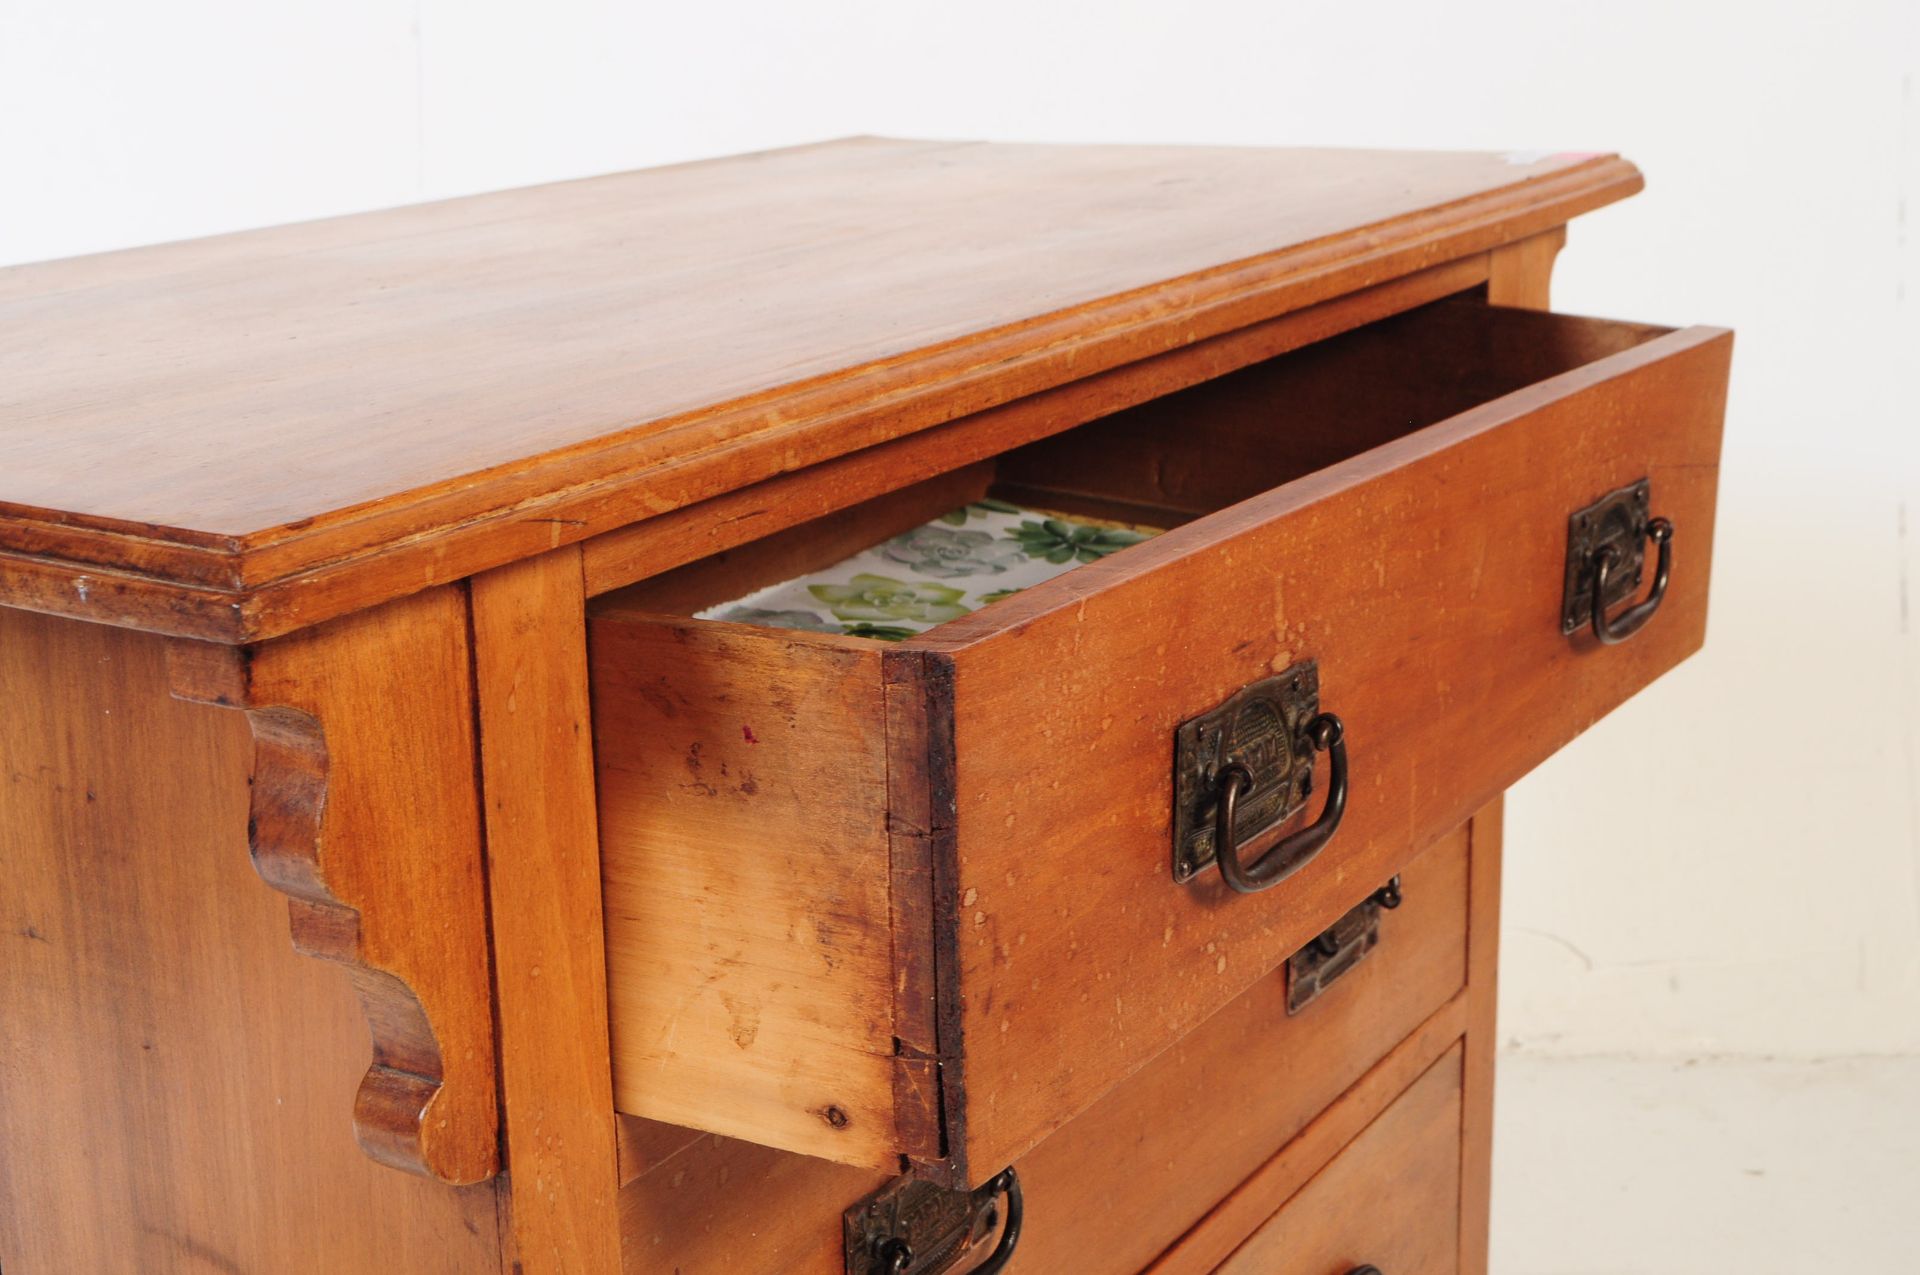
[578,256,1487,601]
[591,616,906,1166]
[0,607,503,1273]
[1457,229,1554,1275]
[1461,798,1506,1275]
[589,299,1729,1181]
[471,548,625,1273]
[1013,828,1469,1273]
[0,140,1640,642]
[919,312,1729,1177]
[166,586,500,1185]
[609,827,1469,1274]
[1212,1046,1465,1275]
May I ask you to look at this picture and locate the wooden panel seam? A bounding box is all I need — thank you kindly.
[883,647,969,1184]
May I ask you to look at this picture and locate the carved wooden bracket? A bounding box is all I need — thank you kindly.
[168,585,500,1185]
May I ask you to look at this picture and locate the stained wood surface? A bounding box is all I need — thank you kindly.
[578,255,1487,600]
[610,828,1468,1274]
[1212,1046,1465,1275]
[590,616,906,1166]
[1013,828,1469,1273]
[917,311,1729,1177]
[1459,226,1544,1275]
[0,607,502,1273]
[995,297,1667,520]
[589,302,1730,1180]
[1461,798,1505,1275]
[470,549,624,1272]
[166,586,499,1185]
[1142,1001,1466,1275]
[618,1134,887,1275]
[0,140,1641,642]
[615,1116,706,1187]
[1487,225,1567,309]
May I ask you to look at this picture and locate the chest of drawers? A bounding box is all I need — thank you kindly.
[0,139,1727,1274]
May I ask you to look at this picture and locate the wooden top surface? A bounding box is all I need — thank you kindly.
[0,138,1641,640]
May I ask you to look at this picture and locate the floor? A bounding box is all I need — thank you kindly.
[1490,1055,1920,1274]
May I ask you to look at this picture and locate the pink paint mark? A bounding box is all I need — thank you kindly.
[742,725,759,744]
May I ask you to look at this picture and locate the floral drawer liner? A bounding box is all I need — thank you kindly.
[696,500,1161,641]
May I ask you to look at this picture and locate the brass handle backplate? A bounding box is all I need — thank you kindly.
[1561,478,1674,644]
[1172,660,1348,892]
[1287,876,1401,1013]
[845,1167,1021,1275]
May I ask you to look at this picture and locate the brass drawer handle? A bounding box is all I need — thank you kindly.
[1590,516,1673,645]
[854,1167,1022,1275]
[970,1168,1023,1275]
[1561,478,1673,646]
[1213,712,1347,894]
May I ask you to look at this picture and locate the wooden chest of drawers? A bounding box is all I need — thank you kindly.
[0,139,1727,1273]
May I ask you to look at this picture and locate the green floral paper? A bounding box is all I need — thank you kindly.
[697,501,1159,641]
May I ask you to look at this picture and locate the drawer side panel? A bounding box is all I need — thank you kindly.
[591,618,901,1166]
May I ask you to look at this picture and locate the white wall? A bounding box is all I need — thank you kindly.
[6,0,1916,1059]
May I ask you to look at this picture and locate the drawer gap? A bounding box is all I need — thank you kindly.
[596,295,1675,635]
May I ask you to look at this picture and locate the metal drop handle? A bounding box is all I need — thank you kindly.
[877,1168,1022,1275]
[1590,516,1673,645]
[1212,712,1347,894]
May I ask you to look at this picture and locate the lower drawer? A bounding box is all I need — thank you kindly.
[617,823,1471,1273]
[1211,1046,1465,1275]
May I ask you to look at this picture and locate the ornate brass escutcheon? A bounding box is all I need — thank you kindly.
[1561,477,1674,644]
[1286,876,1402,1014]
[843,1167,1021,1275]
[1173,660,1347,892]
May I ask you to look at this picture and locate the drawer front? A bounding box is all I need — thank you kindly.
[1011,825,1469,1274]
[1212,1046,1465,1275]
[591,300,1730,1178]
[915,316,1728,1176]
[617,827,1470,1274]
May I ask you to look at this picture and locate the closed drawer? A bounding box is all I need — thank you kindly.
[1011,824,1469,1274]
[1211,1046,1465,1275]
[590,295,1730,1182]
[618,826,1472,1274]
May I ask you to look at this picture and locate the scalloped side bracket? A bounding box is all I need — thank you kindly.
[168,584,500,1185]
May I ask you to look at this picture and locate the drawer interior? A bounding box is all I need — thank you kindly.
[604,295,1672,627]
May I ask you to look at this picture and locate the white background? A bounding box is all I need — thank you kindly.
[5,0,1917,1062]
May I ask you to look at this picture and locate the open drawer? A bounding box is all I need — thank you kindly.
[588,295,1731,1183]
